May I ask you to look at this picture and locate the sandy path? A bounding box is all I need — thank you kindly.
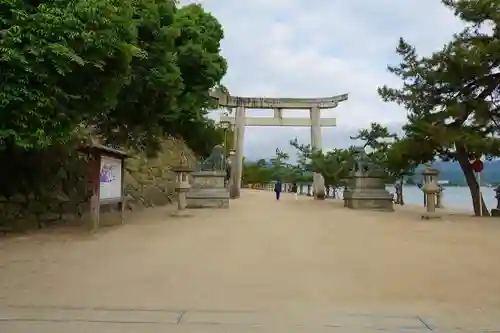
[1,189,500,328]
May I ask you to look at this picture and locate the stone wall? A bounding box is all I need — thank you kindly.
[0,150,90,231]
[0,137,196,232]
[123,137,197,209]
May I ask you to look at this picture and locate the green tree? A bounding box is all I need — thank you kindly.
[99,2,227,156]
[289,139,354,188]
[269,148,289,180]
[351,123,396,151]
[1,0,227,157]
[97,0,180,153]
[170,4,228,156]
[242,158,273,184]
[378,0,500,216]
[0,0,230,209]
[218,121,234,157]
[241,153,313,186]
[1,0,139,149]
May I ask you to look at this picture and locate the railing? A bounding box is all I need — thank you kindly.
[244,183,342,199]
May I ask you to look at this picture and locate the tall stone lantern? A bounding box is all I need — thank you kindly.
[171,152,192,217]
[220,120,232,189]
[421,165,441,220]
[219,120,231,152]
[228,149,238,199]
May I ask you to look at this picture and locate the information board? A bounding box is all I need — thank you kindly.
[99,156,122,200]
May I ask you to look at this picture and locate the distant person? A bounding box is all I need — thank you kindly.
[291,182,298,200]
[274,181,282,200]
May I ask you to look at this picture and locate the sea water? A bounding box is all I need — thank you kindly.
[386,186,497,212]
[302,185,497,212]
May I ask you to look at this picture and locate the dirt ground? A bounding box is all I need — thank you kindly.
[1,189,500,330]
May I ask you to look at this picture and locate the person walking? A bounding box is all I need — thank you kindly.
[274,180,282,200]
[291,182,298,200]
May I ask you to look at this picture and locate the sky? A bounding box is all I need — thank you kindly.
[181,0,465,160]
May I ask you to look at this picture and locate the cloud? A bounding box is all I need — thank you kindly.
[181,0,465,160]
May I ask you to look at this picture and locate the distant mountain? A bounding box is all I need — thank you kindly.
[415,160,500,185]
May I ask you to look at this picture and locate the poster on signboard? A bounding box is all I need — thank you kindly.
[99,156,122,200]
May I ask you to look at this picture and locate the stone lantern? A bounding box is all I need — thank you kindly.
[492,186,500,217]
[436,185,444,208]
[226,149,235,189]
[171,152,192,217]
[421,165,441,220]
[219,120,231,150]
[228,149,238,198]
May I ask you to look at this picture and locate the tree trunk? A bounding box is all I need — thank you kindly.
[399,177,405,205]
[455,145,489,216]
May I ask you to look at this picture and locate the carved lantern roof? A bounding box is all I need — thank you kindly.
[421,164,439,176]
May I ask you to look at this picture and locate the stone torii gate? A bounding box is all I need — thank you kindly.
[211,90,348,199]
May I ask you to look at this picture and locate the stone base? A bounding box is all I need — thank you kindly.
[421,212,441,220]
[314,193,325,200]
[170,210,191,218]
[229,185,240,199]
[343,190,394,212]
[186,198,229,208]
[491,208,500,217]
[186,171,229,209]
[342,175,394,212]
[345,197,394,211]
[313,173,325,200]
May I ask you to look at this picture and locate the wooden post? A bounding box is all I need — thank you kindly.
[90,153,101,230]
[478,171,483,217]
[119,155,125,224]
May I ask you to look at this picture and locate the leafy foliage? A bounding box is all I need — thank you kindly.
[377,0,500,215]
[242,149,311,185]
[242,159,273,184]
[0,0,227,157]
[269,148,290,180]
[351,123,416,184]
[289,138,355,187]
[1,0,138,149]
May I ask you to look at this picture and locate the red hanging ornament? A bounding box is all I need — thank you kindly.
[471,159,484,173]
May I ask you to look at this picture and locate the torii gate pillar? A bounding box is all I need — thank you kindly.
[310,106,326,199]
[231,107,245,198]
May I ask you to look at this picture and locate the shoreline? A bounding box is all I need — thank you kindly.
[250,185,496,214]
